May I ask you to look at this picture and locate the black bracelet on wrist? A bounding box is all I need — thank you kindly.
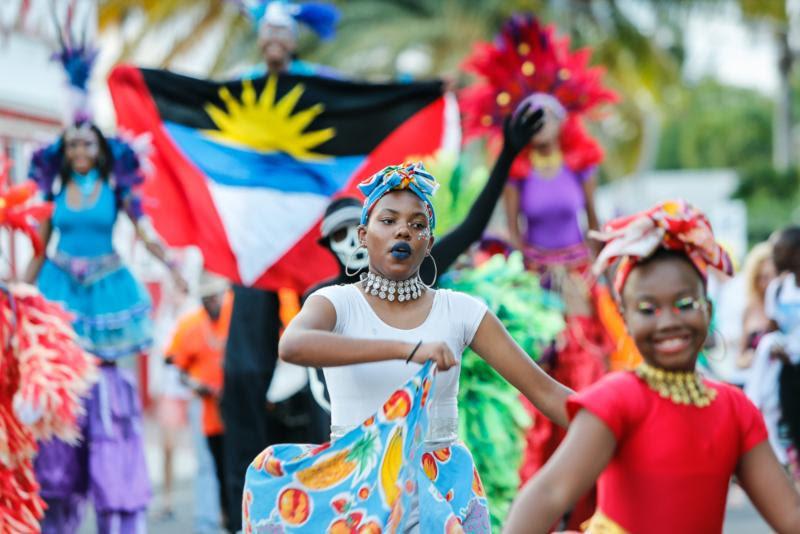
[406,340,423,364]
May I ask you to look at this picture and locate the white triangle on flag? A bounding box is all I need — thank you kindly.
[208,182,329,286]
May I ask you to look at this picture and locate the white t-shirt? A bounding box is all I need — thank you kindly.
[311,284,488,429]
[765,274,800,355]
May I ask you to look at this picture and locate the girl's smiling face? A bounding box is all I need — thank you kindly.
[621,252,711,371]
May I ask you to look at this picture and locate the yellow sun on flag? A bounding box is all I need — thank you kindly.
[203,76,335,160]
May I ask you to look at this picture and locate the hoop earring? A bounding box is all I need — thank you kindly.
[421,254,438,288]
[706,327,727,363]
[345,245,367,277]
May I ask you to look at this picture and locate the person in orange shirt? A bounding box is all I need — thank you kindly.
[166,272,233,525]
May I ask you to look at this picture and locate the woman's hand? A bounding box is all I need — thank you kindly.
[587,234,603,258]
[503,103,545,156]
[169,267,189,295]
[409,341,457,371]
[23,219,52,283]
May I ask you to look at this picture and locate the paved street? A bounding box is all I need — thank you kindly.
[78,481,771,533]
[75,414,772,534]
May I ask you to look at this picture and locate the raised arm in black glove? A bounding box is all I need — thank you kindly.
[421,105,544,279]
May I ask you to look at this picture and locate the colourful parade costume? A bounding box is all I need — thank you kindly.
[0,163,96,534]
[565,201,763,533]
[245,286,491,532]
[302,109,550,529]
[569,369,766,534]
[245,162,500,532]
[33,168,151,360]
[459,17,619,521]
[29,140,153,533]
[25,29,157,532]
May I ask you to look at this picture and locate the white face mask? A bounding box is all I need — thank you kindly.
[329,224,368,271]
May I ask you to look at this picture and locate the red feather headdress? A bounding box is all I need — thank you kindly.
[459,14,617,176]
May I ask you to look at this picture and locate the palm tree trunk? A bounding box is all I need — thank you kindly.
[160,1,220,69]
[774,28,793,171]
[635,104,662,174]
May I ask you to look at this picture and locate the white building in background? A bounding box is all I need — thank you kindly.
[0,1,107,276]
[0,1,73,180]
[597,169,749,384]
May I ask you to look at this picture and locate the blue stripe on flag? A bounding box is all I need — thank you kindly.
[164,122,364,195]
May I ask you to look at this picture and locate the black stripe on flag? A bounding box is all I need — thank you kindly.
[140,69,444,157]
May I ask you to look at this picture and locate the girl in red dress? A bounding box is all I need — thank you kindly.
[504,200,800,534]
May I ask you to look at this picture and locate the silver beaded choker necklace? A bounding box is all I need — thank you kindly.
[360,271,424,302]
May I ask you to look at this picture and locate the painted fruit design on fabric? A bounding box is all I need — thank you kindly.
[422,452,438,481]
[380,426,404,506]
[382,389,411,420]
[297,432,379,490]
[433,447,451,463]
[328,510,383,534]
[420,377,432,407]
[278,488,311,525]
[471,467,485,497]
[253,448,284,476]
[445,515,466,534]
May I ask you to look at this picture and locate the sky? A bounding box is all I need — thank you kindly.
[683,5,778,94]
[619,0,779,95]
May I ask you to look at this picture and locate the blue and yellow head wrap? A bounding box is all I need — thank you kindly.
[358,162,439,230]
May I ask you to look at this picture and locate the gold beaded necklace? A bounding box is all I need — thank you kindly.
[530,149,563,178]
[635,362,717,408]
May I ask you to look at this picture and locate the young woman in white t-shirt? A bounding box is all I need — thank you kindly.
[243,162,571,533]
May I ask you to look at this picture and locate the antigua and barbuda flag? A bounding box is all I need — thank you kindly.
[108,66,459,293]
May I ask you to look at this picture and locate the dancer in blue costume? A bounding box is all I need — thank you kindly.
[24,30,186,534]
[28,130,151,358]
[244,162,572,533]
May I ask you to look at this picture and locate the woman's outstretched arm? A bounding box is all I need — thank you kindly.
[737,442,800,533]
[469,311,572,427]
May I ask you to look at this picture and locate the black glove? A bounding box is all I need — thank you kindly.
[502,102,545,156]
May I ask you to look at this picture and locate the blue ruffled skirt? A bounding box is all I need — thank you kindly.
[38,252,152,360]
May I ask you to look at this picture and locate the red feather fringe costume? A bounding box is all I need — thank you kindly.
[459,14,623,529]
[0,158,96,533]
